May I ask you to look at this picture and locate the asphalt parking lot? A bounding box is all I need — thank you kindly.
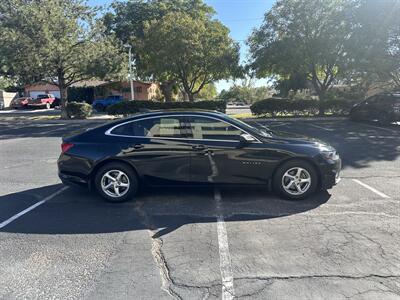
[0,117,399,300]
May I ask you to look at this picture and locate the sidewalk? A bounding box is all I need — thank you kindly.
[0,108,116,122]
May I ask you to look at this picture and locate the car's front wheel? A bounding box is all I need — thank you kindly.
[273,160,318,200]
[45,102,51,109]
[94,162,138,202]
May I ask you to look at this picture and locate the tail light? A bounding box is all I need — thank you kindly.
[61,142,74,153]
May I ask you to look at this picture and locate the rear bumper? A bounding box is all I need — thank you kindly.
[11,104,28,108]
[58,153,92,188]
[59,171,89,188]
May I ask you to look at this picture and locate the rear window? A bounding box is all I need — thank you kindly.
[110,116,186,138]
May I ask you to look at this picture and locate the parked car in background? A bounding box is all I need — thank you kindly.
[92,95,123,112]
[27,94,56,109]
[58,110,341,202]
[10,97,31,109]
[350,93,400,124]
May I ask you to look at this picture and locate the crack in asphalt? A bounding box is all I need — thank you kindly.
[134,202,223,300]
[231,274,400,299]
[134,201,183,300]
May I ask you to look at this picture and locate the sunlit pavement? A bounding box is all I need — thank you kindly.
[0,118,399,299]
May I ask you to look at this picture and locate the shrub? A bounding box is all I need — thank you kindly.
[251,98,318,116]
[106,100,226,115]
[66,101,92,119]
[250,98,356,116]
[324,99,359,115]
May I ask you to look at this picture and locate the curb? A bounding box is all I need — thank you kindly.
[0,116,117,123]
[244,116,348,122]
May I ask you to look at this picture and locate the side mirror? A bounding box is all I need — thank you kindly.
[238,133,256,147]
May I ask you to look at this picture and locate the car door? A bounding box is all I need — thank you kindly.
[107,115,192,184]
[185,115,269,184]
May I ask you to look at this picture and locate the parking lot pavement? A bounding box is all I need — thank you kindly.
[0,118,399,299]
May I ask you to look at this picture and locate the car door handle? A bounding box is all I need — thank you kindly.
[192,144,207,151]
[122,144,144,154]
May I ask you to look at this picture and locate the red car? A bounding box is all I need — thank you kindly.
[10,97,31,109]
[28,94,56,109]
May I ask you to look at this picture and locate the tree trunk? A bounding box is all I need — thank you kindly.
[160,81,174,102]
[318,91,326,116]
[188,92,194,102]
[59,85,69,119]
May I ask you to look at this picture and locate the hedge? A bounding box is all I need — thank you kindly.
[66,101,92,119]
[106,100,226,115]
[250,98,359,116]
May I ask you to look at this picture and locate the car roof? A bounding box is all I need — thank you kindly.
[88,110,228,134]
[125,109,225,119]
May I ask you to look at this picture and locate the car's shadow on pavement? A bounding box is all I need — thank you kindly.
[0,184,330,236]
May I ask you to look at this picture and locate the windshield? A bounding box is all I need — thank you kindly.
[226,116,274,138]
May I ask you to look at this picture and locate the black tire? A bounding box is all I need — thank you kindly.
[94,104,104,112]
[273,159,318,200]
[94,162,138,203]
[45,102,51,109]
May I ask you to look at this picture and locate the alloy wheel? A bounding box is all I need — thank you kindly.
[101,170,130,198]
[281,167,311,196]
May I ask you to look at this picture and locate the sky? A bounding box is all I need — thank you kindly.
[89,0,276,92]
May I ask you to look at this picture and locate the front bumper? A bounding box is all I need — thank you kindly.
[318,157,342,190]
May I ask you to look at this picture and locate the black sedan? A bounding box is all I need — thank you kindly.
[58,111,341,202]
[350,93,400,124]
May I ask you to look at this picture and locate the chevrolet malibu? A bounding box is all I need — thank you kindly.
[58,111,341,202]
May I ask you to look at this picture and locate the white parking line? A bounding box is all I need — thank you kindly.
[352,179,390,199]
[0,186,68,229]
[269,122,290,128]
[308,124,334,131]
[214,188,235,300]
[356,122,399,134]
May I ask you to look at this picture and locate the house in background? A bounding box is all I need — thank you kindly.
[25,82,61,99]
[24,80,160,103]
[0,90,18,109]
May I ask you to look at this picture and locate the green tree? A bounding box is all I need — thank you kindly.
[248,0,357,114]
[140,12,240,101]
[347,0,400,91]
[0,0,124,118]
[103,0,215,101]
[195,83,217,100]
[218,82,272,103]
[274,73,308,97]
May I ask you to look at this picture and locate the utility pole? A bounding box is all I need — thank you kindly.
[124,44,135,100]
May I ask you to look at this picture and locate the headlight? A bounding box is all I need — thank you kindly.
[321,150,340,161]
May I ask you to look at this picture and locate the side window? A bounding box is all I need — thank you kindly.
[110,117,185,138]
[188,117,244,141]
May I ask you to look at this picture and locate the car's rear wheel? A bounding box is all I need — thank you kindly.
[94,162,138,202]
[45,102,51,109]
[94,104,104,112]
[273,159,318,200]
